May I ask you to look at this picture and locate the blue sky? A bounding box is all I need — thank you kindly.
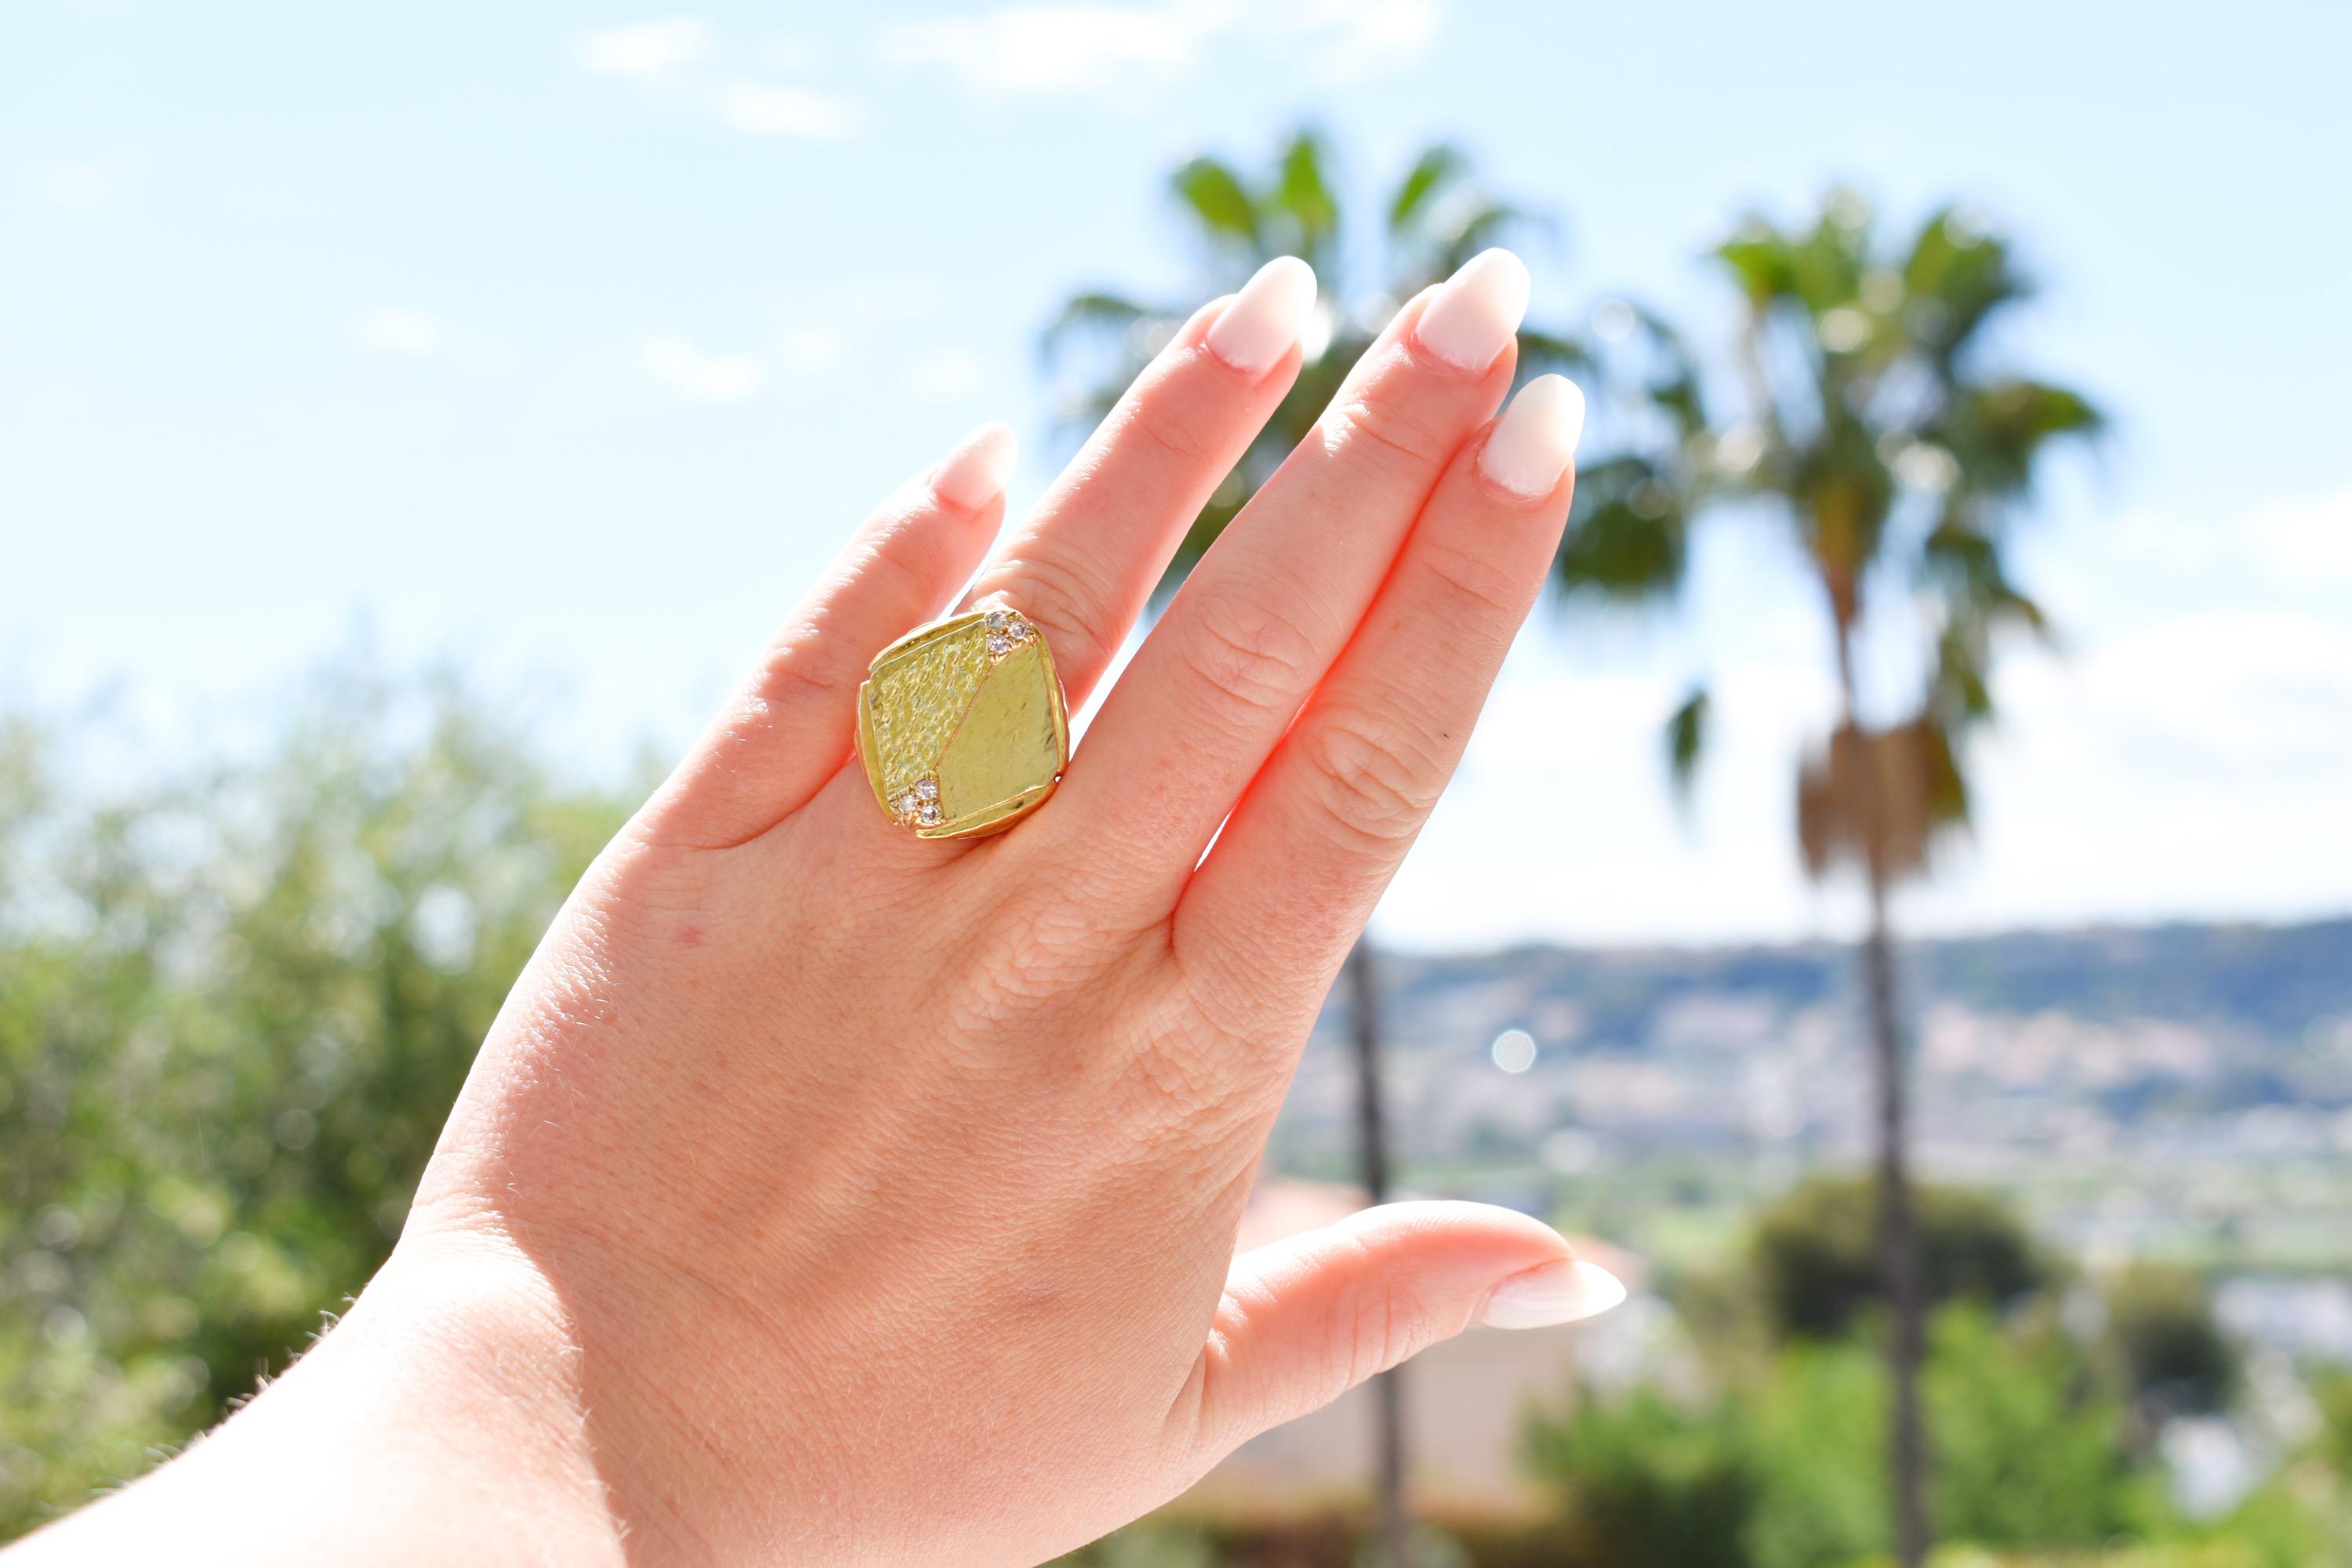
[5,0,2349,949]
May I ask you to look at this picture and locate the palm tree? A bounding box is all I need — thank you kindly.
[1044,129,1589,1568]
[1563,190,2103,1567]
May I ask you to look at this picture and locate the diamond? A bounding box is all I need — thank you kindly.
[893,791,920,816]
[983,609,1011,633]
[985,633,1011,657]
[916,800,943,826]
[913,778,938,801]
[1008,619,1033,642]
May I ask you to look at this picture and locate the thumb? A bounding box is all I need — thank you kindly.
[1183,1200,1628,1456]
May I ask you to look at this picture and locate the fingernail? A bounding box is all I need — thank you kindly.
[1414,248,1530,375]
[1476,376,1586,499]
[931,421,1018,510]
[1476,1258,1627,1330]
[1203,256,1318,377]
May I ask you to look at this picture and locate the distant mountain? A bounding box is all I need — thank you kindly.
[1340,917,2352,1052]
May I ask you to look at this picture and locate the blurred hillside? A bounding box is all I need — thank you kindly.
[1278,921,2352,1282]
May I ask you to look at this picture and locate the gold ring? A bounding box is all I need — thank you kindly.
[856,604,1069,840]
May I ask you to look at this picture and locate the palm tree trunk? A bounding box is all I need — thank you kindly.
[1345,939,1410,1568]
[1864,868,1930,1568]
[1834,627,1931,1568]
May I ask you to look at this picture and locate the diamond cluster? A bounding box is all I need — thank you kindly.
[981,608,1036,660]
[891,775,943,828]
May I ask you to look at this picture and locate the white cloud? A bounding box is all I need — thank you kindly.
[2117,481,2352,593]
[878,6,1196,96]
[906,353,984,401]
[641,334,764,402]
[713,81,865,139]
[354,307,448,356]
[2028,609,2352,777]
[876,0,1442,99]
[776,323,845,376]
[1308,0,1442,82]
[575,16,710,78]
[35,162,126,211]
[2249,485,2352,585]
[575,19,865,139]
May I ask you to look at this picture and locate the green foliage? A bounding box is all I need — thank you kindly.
[0,671,629,1539]
[1924,1308,2141,1547]
[2100,1265,2240,1418]
[1748,1177,2049,1341]
[1524,1304,2152,1568]
[2312,1369,2352,1479]
[1743,1339,1889,1568]
[1527,1387,1759,1568]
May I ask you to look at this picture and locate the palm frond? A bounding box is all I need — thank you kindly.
[1170,157,1261,250]
[1273,130,1340,264]
[1666,686,1710,804]
[1904,206,2030,361]
[1556,455,1689,600]
[1387,144,1466,234]
[1040,289,1150,346]
[1514,327,1594,378]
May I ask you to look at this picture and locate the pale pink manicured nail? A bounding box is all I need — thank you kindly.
[1414,248,1531,374]
[1203,256,1317,376]
[931,421,1018,510]
[1476,1258,1627,1330]
[1476,376,1586,499]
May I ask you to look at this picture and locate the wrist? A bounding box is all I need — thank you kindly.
[9,1226,623,1568]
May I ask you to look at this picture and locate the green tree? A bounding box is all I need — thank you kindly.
[2101,1263,2239,1420]
[1045,129,1591,1568]
[1562,190,2103,1566]
[1924,1307,2140,1548]
[1526,1306,2148,1568]
[1748,1175,2048,1341]
[1526,1387,1758,1568]
[0,671,628,1540]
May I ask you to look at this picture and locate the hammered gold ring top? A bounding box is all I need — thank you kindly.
[855,604,1070,840]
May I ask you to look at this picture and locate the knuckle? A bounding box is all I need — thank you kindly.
[1115,1017,1250,1136]
[753,627,846,711]
[1093,978,1264,1138]
[853,513,941,603]
[1294,712,1442,851]
[1319,377,1459,477]
[961,898,1112,1019]
[1117,380,1217,466]
[975,551,1116,676]
[1416,532,1531,622]
[1330,1232,1417,1393]
[1178,587,1321,721]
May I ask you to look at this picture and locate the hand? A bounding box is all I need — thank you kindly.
[14,250,1617,1567]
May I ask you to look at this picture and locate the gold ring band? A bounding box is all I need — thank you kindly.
[856,604,1069,840]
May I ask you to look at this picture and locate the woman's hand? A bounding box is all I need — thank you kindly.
[16,251,1617,1567]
